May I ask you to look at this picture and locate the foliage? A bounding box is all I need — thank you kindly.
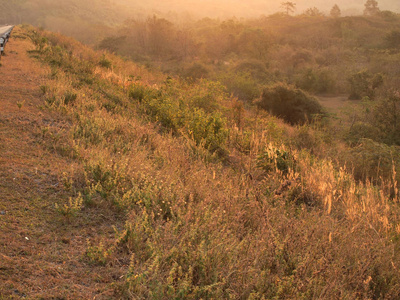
[330,4,341,18]
[63,90,77,105]
[385,30,400,48]
[347,121,382,145]
[21,22,400,299]
[364,0,380,16]
[344,91,400,147]
[257,145,295,174]
[256,83,325,124]
[55,193,83,219]
[218,71,261,102]
[348,71,383,100]
[303,7,324,17]
[99,55,112,69]
[281,2,296,15]
[84,241,110,266]
[234,60,269,81]
[295,68,336,93]
[128,84,155,103]
[128,79,229,154]
[344,138,400,183]
[182,62,210,80]
[371,91,400,145]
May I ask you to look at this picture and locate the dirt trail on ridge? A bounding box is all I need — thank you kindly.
[0,26,125,299]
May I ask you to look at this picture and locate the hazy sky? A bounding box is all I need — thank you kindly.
[118,0,400,18]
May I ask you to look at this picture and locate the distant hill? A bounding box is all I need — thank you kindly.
[0,0,133,43]
[114,0,399,17]
[1,0,399,44]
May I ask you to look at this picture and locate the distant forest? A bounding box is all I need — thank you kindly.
[2,0,400,146]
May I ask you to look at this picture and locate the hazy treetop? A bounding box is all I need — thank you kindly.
[116,0,399,18]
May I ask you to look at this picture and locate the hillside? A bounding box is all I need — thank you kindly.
[0,26,128,298]
[1,25,400,299]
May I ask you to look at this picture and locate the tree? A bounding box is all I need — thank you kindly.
[304,7,324,17]
[364,0,380,16]
[281,2,296,16]
[330,4,341,18]
[146,16,174,57]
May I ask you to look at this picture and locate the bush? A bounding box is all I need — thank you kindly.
[385,30,400,48]
[256,83,325,125]
[234,60,269,81]
[346,121,382,145]
[344,138,400,183]
[218,71,261,102]
[99,55,112,69]
[257,145,295,174]
[64,91,77,105]
[371,92,400,145]
[185,109,228,155]
[183,62,210,80]
[295,68,336,93]
[187,80,225,113]
[348,71,383,100]
[128,84,156,102]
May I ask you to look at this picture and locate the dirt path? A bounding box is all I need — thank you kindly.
[0,27,126,299]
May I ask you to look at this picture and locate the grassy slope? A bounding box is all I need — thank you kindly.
[1,25,400,299]
[0,26,127,299]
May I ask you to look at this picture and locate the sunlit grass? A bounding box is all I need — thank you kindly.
[23,25,400,298]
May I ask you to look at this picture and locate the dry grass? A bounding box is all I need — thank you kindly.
[0,26,128,299]
[1,25,400,299]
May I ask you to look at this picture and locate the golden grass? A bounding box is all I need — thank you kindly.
[6,24,400,298]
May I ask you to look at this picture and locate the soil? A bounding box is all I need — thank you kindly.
[0,27,127,299]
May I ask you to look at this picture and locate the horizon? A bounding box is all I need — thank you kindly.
[117,0,400,19]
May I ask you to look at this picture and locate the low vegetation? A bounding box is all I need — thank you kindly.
[9,21,399,298]
[256,83,325,124]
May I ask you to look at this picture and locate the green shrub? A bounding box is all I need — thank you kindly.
[99,55,112,69]
[143,94,183,132]
[292,125,322,153]
[257,145,295,174]
[346,121,382,145]
[344,138,400,183]
[187,80,225,113]
[295,68,336,93]
[256,83,325,125]
[128,84,156,102]
[371,92,400,146]
[183,62,210,80]
[218,72,260,102]
[84,241,110,266]
[64,91,77,105]
[185,109,228,155]
[55,193,83,219]
[348,71,383,100]
[40,85,49,95]
[234,60,269,81]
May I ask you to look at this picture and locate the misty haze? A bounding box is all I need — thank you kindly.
[1,0,400,299]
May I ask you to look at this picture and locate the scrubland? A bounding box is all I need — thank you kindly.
[1,18,398,298]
